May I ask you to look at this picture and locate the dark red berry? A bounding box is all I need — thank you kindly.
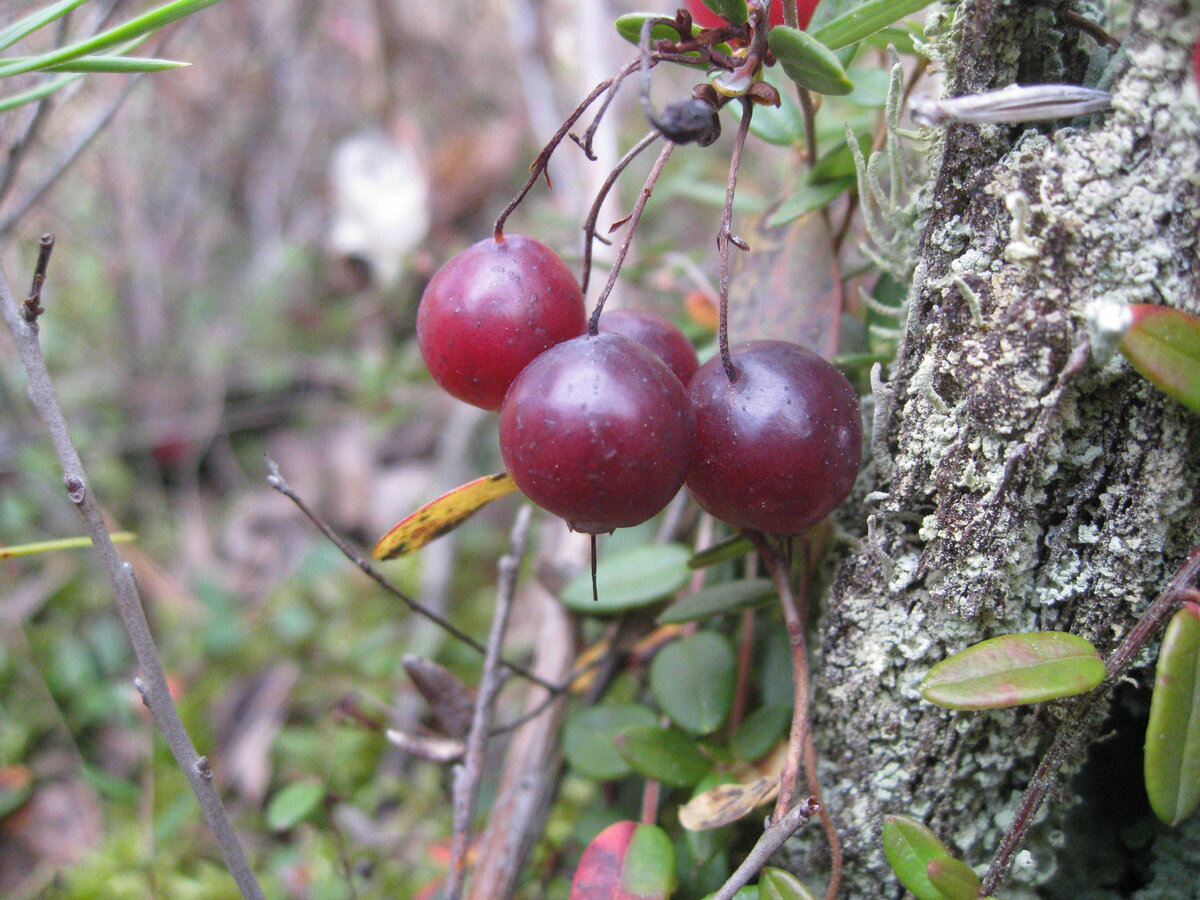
[686,340,861,535]
[599,309,700,386]
[499,332,695,534]
[416,234,586,410]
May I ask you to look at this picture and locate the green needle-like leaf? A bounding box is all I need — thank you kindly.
[0,71,79,113]
[0,0,89,53]
[768,26,854,95]
[0,0,224,79]
[810,0,933,50]
[1144,604,1200,826]
[920,631,1105,709]
[0,532,136,558]
[1119,304,1200,415]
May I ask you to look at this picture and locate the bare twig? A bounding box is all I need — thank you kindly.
[22,232,54,321]
[445,505,533,900]
[0,256,266,900]
[264,455,558,693]
[979,541,1200,896]
[710,797,821,900]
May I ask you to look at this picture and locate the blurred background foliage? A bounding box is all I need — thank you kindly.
[0,0,896,896]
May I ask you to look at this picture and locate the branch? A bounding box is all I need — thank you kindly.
[445,504,533,900]
[710,797,821,900]
[0,250,265,900]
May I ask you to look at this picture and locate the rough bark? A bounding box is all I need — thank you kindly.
[795,0,1200,896]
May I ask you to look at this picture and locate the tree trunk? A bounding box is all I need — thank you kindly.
[798,0,1200,896]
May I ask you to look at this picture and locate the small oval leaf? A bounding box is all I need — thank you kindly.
[688,534,754,569]
[266,780,324,831]
[650,632,736,733]
[920,631,1105,709]
[372,472,517,560]
[1144,603,1200,826]
[926,856,983,900]
[616,724,713,787]
[564,704,660,780]
[810,0,933,50]
[882,814,966,900]
[731,703,792,762]
[760,867,819,900]
[1119,304,1200,414]
[562,544,692,613]
[768,26,854,95]
[658,578,776,624]
[570,820,676,900]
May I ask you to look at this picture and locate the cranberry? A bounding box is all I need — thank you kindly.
[416,234,586,410]
[599,309,700,385]
[686,340,861,534]
[499,332,695,533]
[686,0,817,31]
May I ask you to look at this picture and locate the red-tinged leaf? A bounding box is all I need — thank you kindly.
[920,631,1105,710]
[926,856,983,900]
[1144,603,1200,826]
[882,815,965,900]
[372,472,517,559]
[1118,304,1200,414]
[570,820,676,900]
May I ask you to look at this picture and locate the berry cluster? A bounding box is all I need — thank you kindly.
[416,234,862,537]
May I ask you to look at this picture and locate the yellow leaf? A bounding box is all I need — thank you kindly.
[678,740,789,830]
[372,473,518,560]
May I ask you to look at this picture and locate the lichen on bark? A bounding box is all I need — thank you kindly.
[792,0,1200,896]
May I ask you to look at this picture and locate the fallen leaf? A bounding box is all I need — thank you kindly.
[372,472,517,560]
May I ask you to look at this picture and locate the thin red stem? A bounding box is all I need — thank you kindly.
[717,97,755,381]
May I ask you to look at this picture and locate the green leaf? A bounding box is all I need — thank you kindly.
[0,71,80,113]
[37,55,188,73]
[266,780,324,831]
[650,631,736,734]
[562,543,692,613]
[570,821,675,900]
[724,67,805,145]
[809,132,873,184]
[882,814,968,900]
[768,26,854,95]
[688,534,753,569]
[0,531,135,559]
[701,889,759,900]
[563,704,659,780]
[920,631,1105,709]
[766,179,853,227]
[658,577,776,624]
[1144,603,1200,826]
[0,0,88,53]
[731,703,792,762]
[1119,304,1200,414]
[700,0,750,25]
[760,867,820,900]
[926,856,984,900]
[810,0,933,51]
[616,724,713,787]
[0,0,225,78]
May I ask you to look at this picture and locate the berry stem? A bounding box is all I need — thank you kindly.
[493,58,641,242]
[580,130,661,297]
[586,140,675,335]
[717,97,755,382]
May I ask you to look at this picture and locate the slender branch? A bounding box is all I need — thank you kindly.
[23,232,54,321]
[586,140,675,334]
[710,797,821,900]
[445,505,533,900]
[264,456,559,693]
[0,256,265,900]
[717,97,755,382]
[979,541,1200,896]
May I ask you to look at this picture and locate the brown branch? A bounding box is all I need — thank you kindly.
[444,504,533,900]
[710,797,822,900]
[0,253,265,900]
[979,540,1200,896]
[264,455,558,693]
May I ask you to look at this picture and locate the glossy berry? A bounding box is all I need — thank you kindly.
[416,234,586,410]
[599,309,700,386]
[687,340,861,534]
[499,332,695,533]
[686,0,817,30]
